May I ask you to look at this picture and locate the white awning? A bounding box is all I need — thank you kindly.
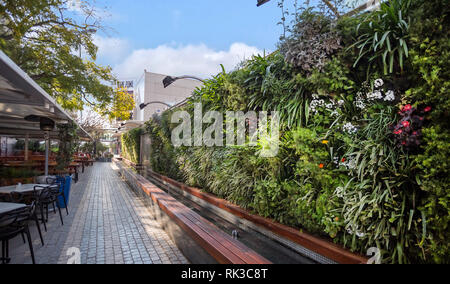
[0,50,92,141]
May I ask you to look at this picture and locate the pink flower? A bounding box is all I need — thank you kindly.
[413,131,418,136]
[394,130,403,135]
[402,104,412,112]
[424,106,432,112]
[402,121,410,128]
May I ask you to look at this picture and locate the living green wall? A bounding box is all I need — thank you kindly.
[143,0,449,264]
[121,128,143,164]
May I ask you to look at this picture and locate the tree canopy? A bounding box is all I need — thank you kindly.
[0,0,132,120]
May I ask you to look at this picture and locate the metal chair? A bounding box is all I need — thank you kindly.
[0,202,37,264]
[46,177,69,216]
[10,191,44,246]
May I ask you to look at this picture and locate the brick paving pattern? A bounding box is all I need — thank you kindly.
[7,162,188,264]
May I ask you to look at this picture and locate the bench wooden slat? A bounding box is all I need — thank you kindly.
[180,207,271,264]
[117,164,271,264]
[146,168,368,264]
[156,194,246,264]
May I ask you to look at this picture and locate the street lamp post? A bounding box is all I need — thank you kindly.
[139,101,172,110]
[162,75,205,89]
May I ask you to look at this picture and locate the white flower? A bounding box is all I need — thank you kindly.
[367,91,383,101]
[384,90,395,102]
[343,122,358,135]
[338,100,344,106]
[310,99,325,114]
[355,99,366,110]
[374,79,384,88]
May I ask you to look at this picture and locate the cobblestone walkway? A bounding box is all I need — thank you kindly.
[8,163,188,264]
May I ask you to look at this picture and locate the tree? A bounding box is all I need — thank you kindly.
[108,87,135,121]
[74,108,107,137]
[0,0,133,120]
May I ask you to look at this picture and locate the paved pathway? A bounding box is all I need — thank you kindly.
[8,163,188,264]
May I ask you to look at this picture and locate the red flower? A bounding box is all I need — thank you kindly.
[401,141,407,146]
[413,131,418,136]
[402,121,410,128]
[319,164,324,169]
[394,130,403,135]
[341,158,346,162]
[424,106,432,112]
[402,104,412,112]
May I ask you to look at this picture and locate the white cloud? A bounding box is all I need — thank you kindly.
[113,43,266,80]
[94,35,131,63]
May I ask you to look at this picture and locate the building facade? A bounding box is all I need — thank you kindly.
[133,71,203,122]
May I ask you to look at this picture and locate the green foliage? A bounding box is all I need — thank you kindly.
[14,140,42,152]
[144,113,181,180]
[403,0,450,263]
[253,128,345,238]
[351,0,412,75]
[336,108,424,263]
[0,167,39,179]
[414,126,450,263]
[136,0,449,264]
[121,128,142,164]
[279,9,342,73]
[56,122,79,171]
[0,0,126,119]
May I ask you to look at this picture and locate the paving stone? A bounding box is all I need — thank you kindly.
[7,163,188,264]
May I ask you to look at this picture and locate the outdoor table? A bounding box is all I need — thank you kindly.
[45,162,80,183]
[0,184,49,195]
[1,163,41,168]
[0,202,27,215]
[0,202,28,263]
[74,160,89,173]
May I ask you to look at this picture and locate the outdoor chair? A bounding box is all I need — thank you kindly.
[10,192,44,246]
[46,177,69,216]
[33,185,65,232]
[0,202,37,264]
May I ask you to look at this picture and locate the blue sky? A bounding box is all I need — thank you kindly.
[81,0,360,80]
[83,0,284,80]
[101,0,282,52]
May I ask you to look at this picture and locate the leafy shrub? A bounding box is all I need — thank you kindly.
[136,0,449,264]
[392,104,432,148]
[121,128,142,164]
[414,126,450,263]
[280,9,342,73]
[351,0,412,75]
[57,122,79,171]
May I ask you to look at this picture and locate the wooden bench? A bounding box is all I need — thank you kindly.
[114,160,271,264]
[147,169,369,264]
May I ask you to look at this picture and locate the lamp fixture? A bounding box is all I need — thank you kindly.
[162,75,205,88]
[40,117,55,132]
[257,0,271,6]
[139,101,172,110]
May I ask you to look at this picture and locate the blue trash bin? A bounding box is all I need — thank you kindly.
[56,175,72,209]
